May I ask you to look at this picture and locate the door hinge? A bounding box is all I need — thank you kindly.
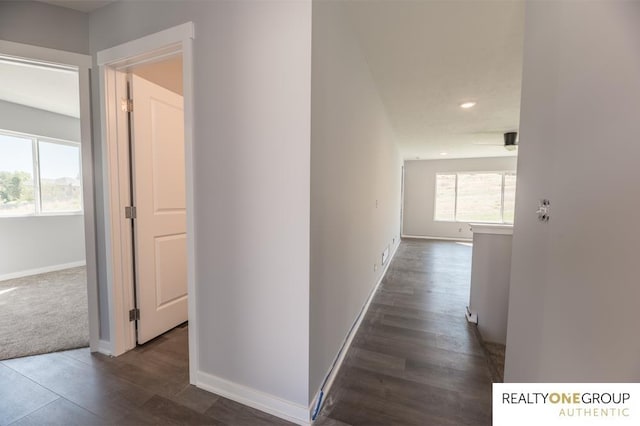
[124,206,137,219]
[129,308,140,322]
[121,98,133,113]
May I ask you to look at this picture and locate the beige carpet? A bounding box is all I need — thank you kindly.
[0,267,89,360]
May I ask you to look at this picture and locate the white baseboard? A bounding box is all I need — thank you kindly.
[97,339,113,356]
[196,371,310,425]
[401,234,472,242]
[0,260,87,282]
[465,306,478,324]
[309,242,400,421]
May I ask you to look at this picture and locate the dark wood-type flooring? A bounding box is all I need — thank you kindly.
[315,240,493,425]
[0,324,290,426]
[1,240,493,425]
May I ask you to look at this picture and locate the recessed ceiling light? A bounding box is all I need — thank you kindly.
[440,152,448,156]
[460,101,476,109]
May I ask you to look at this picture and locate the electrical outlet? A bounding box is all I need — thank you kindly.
[382,247,390,265]
[465,306,478,324]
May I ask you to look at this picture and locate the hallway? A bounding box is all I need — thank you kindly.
[316,239,493,425]
[0,240,493,425]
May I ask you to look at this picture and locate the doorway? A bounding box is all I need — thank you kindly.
[97,23,197,382]
[129,57,187,344]
[0,41,99,359]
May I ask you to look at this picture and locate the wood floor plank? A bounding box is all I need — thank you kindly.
[139,394,223,425]
[313,417,351,426]
[0,364,59,426]
[204,396,293,425]
[2,352,155,422]
[9,398,107,426]
[167,384,221,414]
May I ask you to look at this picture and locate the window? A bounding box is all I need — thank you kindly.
[434,171,516,224]
[434,174,456,221]
[0,130,82,217]
[502,173,517,223]
[0,133,35,216]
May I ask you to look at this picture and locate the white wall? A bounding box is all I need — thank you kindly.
[0,100,85,279]
[469,231,512,344]
[90,0,312,411]
[505,1,640,382]
[310,1,402,402]
[0,1,89,54]
[403,157,517,240]
[0,215,85,279]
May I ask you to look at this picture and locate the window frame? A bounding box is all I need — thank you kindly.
[433,170,516,224]
[0,128,83,217]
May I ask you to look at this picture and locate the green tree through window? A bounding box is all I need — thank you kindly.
[0,131,82,216]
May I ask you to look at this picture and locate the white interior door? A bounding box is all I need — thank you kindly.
[130,74,187,344]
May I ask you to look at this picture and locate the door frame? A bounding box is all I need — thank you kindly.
[0,40,100,353]
[96,23,198,382]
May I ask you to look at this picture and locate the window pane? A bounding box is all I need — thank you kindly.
[503,173,517,223]
[456,173,502,223]
[434,174,456,221]
[38,141,82,213]
[0,134,35,216]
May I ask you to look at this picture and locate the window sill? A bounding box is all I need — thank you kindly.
[434,219,513,225]
[0,211,84,219]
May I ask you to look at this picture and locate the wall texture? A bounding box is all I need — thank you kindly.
[505,0,640,382]
[310,1,402,402]
[90,0,312,409]
[403,157,517,240]
[0,1,89,54]
[0,100,85,279]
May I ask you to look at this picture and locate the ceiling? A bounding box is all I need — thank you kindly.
[0,58,79,118]
[345,1,525,160]
[38,1,114,13]
[25,1,522,158]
